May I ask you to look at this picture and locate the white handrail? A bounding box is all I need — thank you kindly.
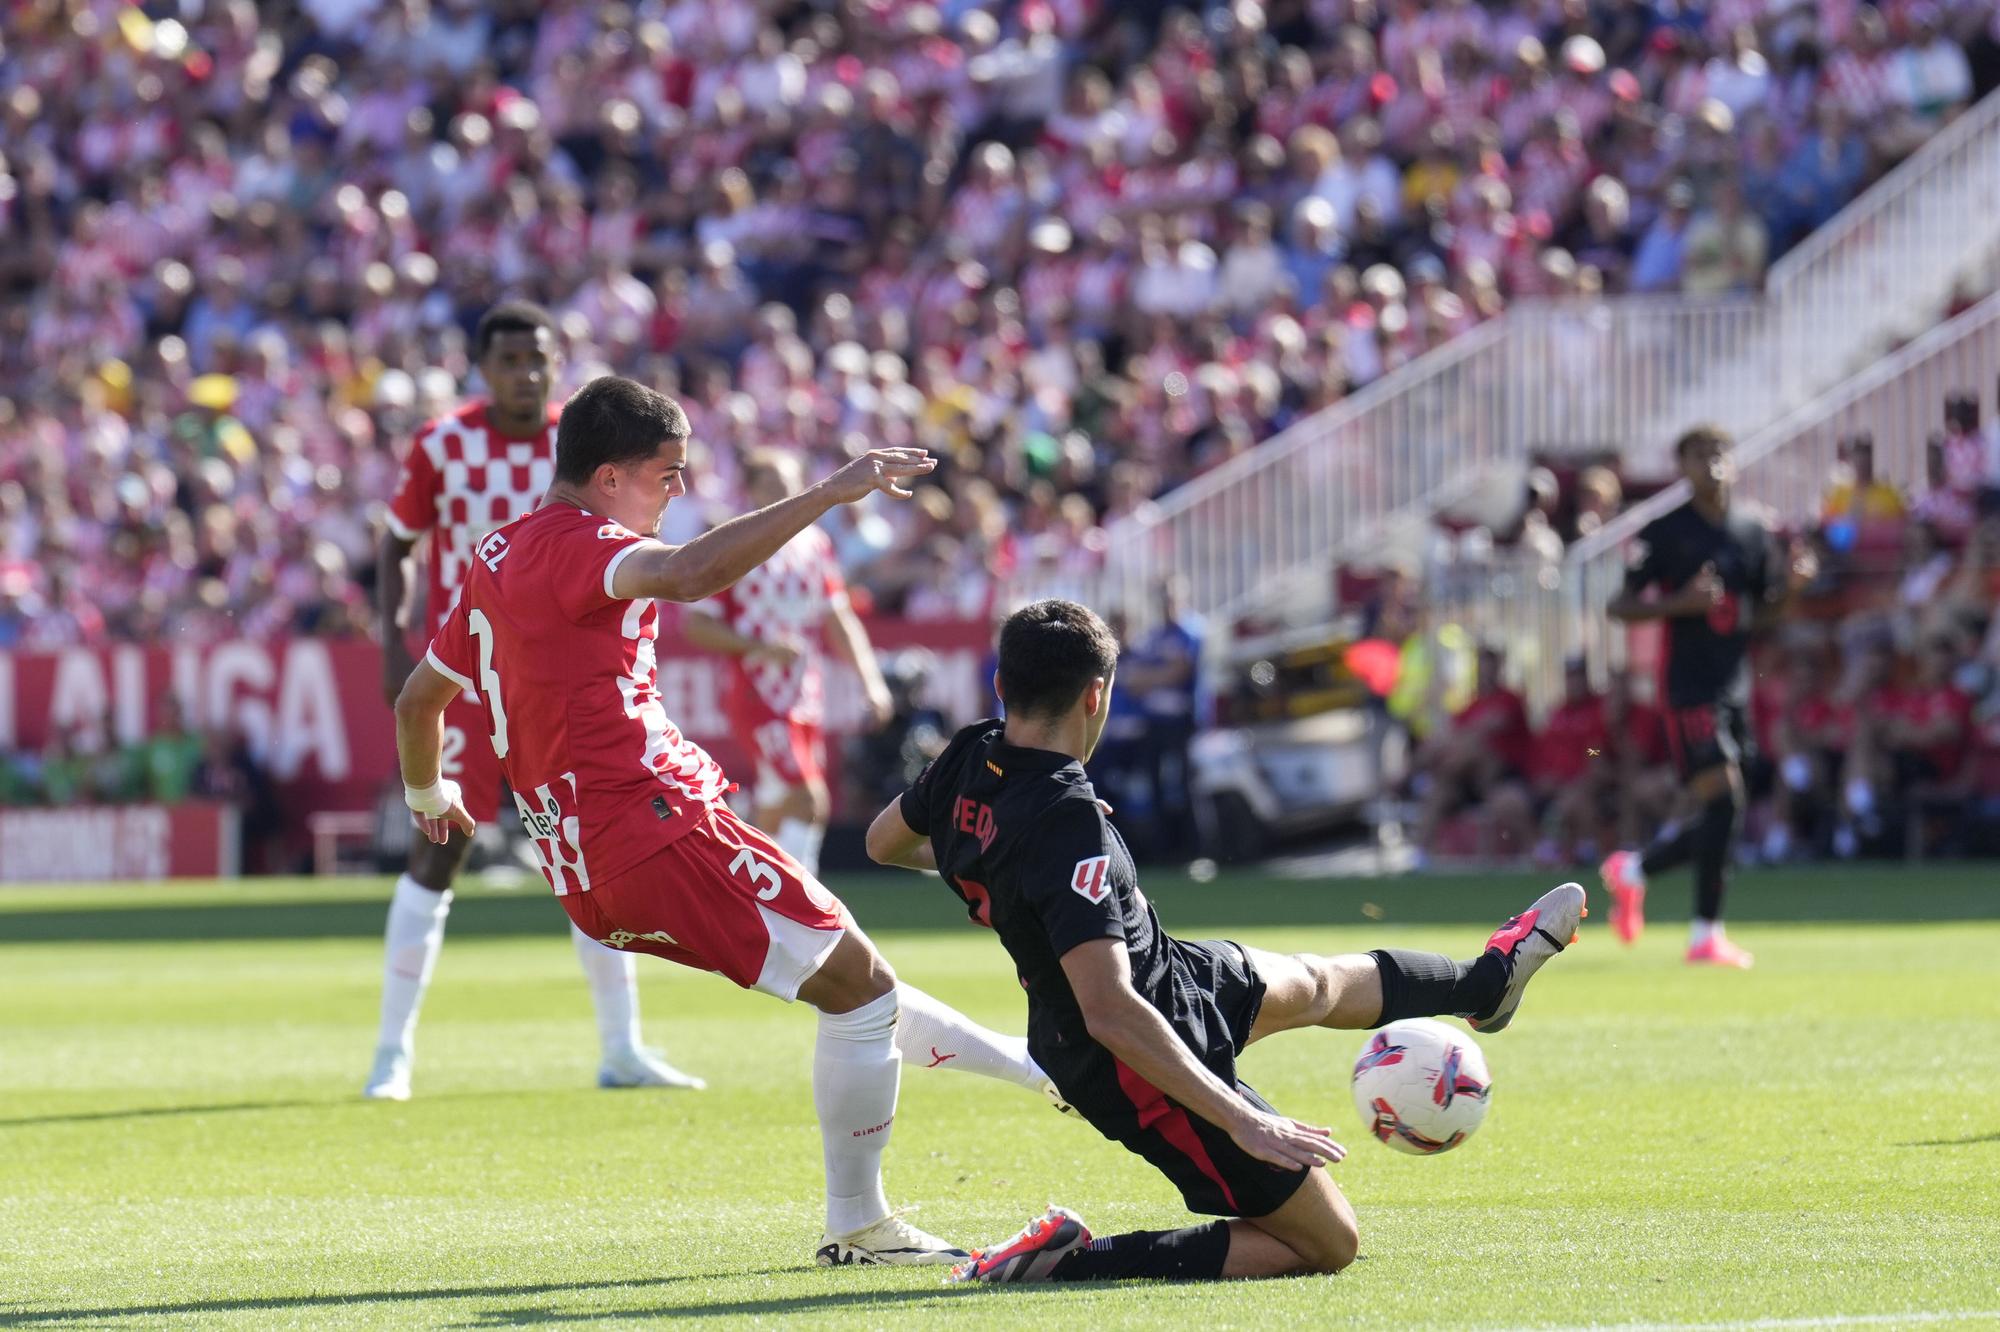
[1062,85,2000,634]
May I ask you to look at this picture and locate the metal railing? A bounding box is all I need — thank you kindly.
[1474,290,2000,710]
[1769,89,2000,406]
[1065,87,2000,635]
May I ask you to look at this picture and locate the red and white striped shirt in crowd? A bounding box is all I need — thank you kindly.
[1824,49,1901,120]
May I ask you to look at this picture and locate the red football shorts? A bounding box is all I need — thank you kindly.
[440,688,504,822]
[744,716,827,806]
[561,802,852,1001]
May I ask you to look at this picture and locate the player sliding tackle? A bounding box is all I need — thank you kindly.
[393,376,1046,1265]
[867,601,1586,1282]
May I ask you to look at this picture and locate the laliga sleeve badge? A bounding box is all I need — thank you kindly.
[1070,855,1111,903]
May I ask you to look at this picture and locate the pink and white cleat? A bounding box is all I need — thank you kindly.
[1685,936,1754,969]
[1466,882,1585,1034]
[948,1206,1092,1284]
[1599,850,1647,945]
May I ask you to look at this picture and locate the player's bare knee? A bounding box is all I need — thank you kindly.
[801,934,896,1013]
[1300,1207,1360,1274]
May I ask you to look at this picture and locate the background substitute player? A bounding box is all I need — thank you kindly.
[1600,425,1814,969]
[865,599,1584,1283]
[683,449,894,880]
[367,302,698,1100]
[395,376,1046,1263]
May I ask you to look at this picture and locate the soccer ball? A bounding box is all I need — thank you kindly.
[1350,1018,1491,1155]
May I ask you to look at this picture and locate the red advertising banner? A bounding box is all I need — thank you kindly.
[0,802,240,882]
[0,618,993,848]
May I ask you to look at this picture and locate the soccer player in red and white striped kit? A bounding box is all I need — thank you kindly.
[392,375,1053,1260]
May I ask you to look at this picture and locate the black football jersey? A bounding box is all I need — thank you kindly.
[1624,503,1777,708]
[900,721,1242,1112]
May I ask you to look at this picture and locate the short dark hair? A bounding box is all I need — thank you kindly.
[555,375,690,484]
[473,301,557,360]
[997,599,1121,720]
[1674,424,1731,459]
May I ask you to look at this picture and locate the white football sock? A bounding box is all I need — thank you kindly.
[813,987,900,1236]
[1690,918,1719,946]
[377,875,452,1053]
[894,984,1046,1091]
[776,817,825,877]
[571,921,642,1058]
[1845,779,1877,819]
[1624,851,1649,890]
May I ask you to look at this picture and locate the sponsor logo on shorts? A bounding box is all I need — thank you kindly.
[603,929,679,949]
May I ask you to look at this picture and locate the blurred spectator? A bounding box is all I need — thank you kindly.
[1413,645,1534,858]
[128,694,205,804]
[1631,180,1697,292]
[1117,579,1206,861]
[848,648,949,811]
[1681,180,1770,296]
[1821,433,1909,527]
[1529,659,1612,864]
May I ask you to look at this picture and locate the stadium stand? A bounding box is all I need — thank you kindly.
[6,0,2000,867]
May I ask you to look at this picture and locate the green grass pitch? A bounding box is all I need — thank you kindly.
[3,866,1998,1330]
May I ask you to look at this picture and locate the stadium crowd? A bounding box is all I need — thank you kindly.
[8,0,2000,866]
[7,0,2000,652]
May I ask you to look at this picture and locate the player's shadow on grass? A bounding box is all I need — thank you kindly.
[0,1099,320,1128]
[0,1275,756,1326]
[1897,1128,2000,1147]
[452,1286,1078,1325]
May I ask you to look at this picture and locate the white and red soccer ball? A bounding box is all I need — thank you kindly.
[1350,1018,1491,1156]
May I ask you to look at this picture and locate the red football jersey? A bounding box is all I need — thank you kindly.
[386,400,562,639]
[703,526,847,727]
[425,502,730,896]
[1531,696,1610,787]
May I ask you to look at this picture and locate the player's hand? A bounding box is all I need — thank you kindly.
[381,636,417,708]
[1228,1107,1347,1171]
[749,641,802,668]
[405,777,476,845]
[864,680,895,729]
[1665,562,1724,616]
[816,448,937,505]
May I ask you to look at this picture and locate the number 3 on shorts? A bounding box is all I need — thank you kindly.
[730,848,783,901]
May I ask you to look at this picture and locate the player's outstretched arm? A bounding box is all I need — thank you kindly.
[394,660,477,844]
[613,448,936,603]
[864,799,937,872]
[1060,939,1346,1172]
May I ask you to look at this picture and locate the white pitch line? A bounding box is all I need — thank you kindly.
[1507,1312,2000,1332]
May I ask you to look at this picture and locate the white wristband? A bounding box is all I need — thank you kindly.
[404,777,462,817]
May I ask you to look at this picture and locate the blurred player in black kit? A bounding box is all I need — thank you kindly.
[1600,426,1815,968]
[866,599,1583,1283]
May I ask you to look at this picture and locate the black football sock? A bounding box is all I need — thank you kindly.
[1369,948,1508,1025]
[1692,792,1741,922]
[1051,1220,1231,1281]
[1640,817,1699,877]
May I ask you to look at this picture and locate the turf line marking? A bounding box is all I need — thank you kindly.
[1515,1312,2000,1332]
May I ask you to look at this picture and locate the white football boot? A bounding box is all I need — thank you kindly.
[598,1047,706,1090]
[818,1211,971,1267]
[362,1045,412,1101]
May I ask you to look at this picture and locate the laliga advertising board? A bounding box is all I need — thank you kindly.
[0,618,993,881]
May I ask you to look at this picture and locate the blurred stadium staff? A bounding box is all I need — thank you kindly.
[1121,579,1205,861]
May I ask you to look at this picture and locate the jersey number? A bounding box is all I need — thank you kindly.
[468,610,511,759]
[439,726,467,777]
[730,848,784,901]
